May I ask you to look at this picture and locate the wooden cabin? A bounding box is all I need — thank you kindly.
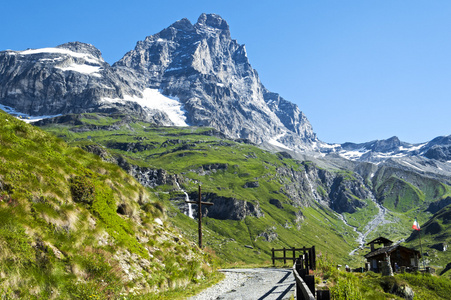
[364,237,421,273]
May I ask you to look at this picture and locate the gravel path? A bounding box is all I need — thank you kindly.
[189,268,295,300]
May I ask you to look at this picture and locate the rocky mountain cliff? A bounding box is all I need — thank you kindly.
[0,13,318,151]
[0,42,149,118]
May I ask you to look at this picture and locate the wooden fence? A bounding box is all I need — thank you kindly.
[292,259,315,300]
[273,246,331,300]
[292,256,331,300]
[271,246,316,269]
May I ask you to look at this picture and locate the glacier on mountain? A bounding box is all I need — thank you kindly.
[101,89,188,127]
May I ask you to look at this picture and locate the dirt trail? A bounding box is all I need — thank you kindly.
[189,268,295,300]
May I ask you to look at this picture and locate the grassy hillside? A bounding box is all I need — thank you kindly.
[0,110,218,299]
[4,110,451,298]
[37,113,451,270]
[405,205,451,269]
[38,113,381,266]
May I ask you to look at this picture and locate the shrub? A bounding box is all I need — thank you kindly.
[70,176,95,205]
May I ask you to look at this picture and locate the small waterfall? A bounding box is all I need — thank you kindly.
[175,181,194,219]
[304,173,322,203]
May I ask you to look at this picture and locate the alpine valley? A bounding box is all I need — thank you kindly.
[1,13,451,298]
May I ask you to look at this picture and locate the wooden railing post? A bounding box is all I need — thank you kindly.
[305,275,315,294]
[283,247,286,265]
[295,258,302,299]
[272,248,275,265]
[293,257,316,300]
[298,255,304,273]
[311,246,316,270]
[289,246,329,300]
[296,257,303,275]
[317,290,331,300]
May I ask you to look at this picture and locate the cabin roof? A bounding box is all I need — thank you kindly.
[364,244,421,259]
[366,236,393,245]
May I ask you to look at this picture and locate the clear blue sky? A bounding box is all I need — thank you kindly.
[2,0,450,144]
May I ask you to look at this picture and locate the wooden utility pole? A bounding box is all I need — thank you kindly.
[418,229,425,270]
[186,185,213,248]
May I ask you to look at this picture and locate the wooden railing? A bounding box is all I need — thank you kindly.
[292,261,315,300]
[271,246,316,269]
[293,257,331,300]
[273,246,330,300]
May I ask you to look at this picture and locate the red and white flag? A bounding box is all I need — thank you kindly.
[412,218,420,231]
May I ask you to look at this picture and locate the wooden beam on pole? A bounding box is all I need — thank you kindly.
[186,185,213,248]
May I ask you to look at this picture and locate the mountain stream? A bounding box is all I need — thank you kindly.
[339,195,388,255]
[305,172,388,255]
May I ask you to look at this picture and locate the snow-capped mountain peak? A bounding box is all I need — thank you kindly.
[331,135,451,165]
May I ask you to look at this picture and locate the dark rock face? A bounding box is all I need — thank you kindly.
[371,136,402,152]
[124,165,176,188]
[106,142,157,152]
[419,135,451,162]
[430,243,447,251]
[243,181,259,188]
[424,221,442,235]
[275,163,370,213]
[79,142,177,188]
[191,192,263,220]
[341,136,404,153]
[424,145,451,161]
[440,262,451,275]
[391,284,414,300]
[329,176,368,213]
[269,199,283,209]
[426,197,451,214]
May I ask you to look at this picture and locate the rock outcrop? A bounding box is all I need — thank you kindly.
[187,192,263,220]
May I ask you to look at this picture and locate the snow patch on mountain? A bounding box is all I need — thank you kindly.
[400,161,425,172]
[0,103,61,122]
[400,144,426,152]
[102,89,188,126]
[268,134,292,151]
[56,64,102,77]
[18,47,102,64]
[6,47,105,77]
